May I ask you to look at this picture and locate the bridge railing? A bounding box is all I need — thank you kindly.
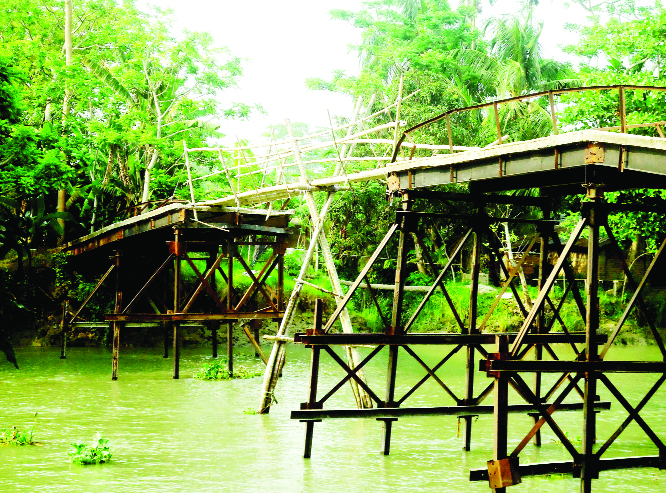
[391,84,666,163]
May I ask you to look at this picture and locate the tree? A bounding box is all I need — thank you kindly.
[0,58,72,368]
[1,1,253,232]
[558,1,666,252]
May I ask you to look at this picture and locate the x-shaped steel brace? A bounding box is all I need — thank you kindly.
[512,373,583,457]
[400,345,463,405]
[235,252,279,312]
[182,253,227,313]
[596,373,666,457]
[316,345,385,407]
[510,373,582,461]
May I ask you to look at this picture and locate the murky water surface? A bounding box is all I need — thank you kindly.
[1,345,665,492]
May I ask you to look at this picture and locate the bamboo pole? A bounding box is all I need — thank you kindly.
[183,143,198,221]
[258,191,337,413]
[188,90,420,155]
[392,74,405,157]
[268,120,372,408]
[190,122,402,182]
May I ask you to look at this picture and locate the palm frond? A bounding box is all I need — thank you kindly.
[81,57,136,104]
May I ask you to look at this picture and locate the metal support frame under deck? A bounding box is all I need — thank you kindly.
[60,206,289,380]
[292,193,604,459]
[291,188,666,492]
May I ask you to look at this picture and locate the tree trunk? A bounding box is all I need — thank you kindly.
[410,232,428,275]
[58,0,73,245]
[504,223,533,309]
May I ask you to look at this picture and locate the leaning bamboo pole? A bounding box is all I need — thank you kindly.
[258,190,337,413]
[287,118,372,408]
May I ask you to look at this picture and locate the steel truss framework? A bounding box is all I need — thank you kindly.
[291,190,666,492]
[61,208,288,379]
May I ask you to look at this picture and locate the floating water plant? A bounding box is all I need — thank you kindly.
[69,433,113,464]
[0,413,38,445]
[193,359,263,380]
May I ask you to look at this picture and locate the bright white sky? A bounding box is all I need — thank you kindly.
[137,0,591,145]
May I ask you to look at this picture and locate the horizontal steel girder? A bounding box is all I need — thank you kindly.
[293,332,607,346]
[291,401,611,420]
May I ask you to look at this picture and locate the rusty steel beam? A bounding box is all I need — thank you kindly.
[291,401,611,420]
[483,360,666,373]
[470,455,662,482]
[106,312,284,322]
[293,332,604,346]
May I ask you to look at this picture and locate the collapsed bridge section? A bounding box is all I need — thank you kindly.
[61,204,292,379]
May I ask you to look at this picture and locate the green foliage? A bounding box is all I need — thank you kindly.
[0,196,71,265]
[0,0,254,243]
[0,413,38,445]
[283,249,305,277]
[243,407,258,415]
[0,426,34,445]
[193,359,263,380]
[0,57,73,197]
[69,433,113,465]
[557,3,666,252]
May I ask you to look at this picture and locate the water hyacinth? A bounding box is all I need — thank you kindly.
[69,433,113,465]
[193,359,263,380]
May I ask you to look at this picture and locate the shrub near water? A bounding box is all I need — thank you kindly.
[0,413,38,445]
[193,359,263,380]
[0,426,35,445]
[69,433,112,464]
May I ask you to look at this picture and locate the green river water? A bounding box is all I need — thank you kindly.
[1,344,665,492]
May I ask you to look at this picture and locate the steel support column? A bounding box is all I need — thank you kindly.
[111,251,122,380]
[227,239,234,376]
[581,189,603,492]
[382,196,412,454]
[173,230,182,380]
[463,206,483,451]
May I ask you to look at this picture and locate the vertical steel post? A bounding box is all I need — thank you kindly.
[252,320,260,358]
[303,298,323,459]
[227,321,234,376]
[383,194,412,454]
[619,86,627,134]
[212,322,219,359]
[277,241,285,311]
[173,230,181,380]
[581,189,603,492]
[111,251,122,380]
[163,277,169,358]
[463,206,482,451]
[207,250,219,359]
[60,300,69,359]
[532,205,551,446]
[493,335,510,493]
[227,239,234,376]
[163,321,169,358]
